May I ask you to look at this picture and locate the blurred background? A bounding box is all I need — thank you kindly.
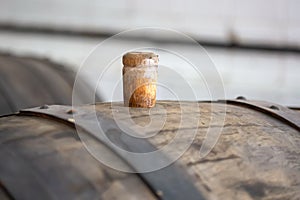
[0,0,299,107]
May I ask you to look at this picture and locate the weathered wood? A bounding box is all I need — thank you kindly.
[92,101,300,199]
[0,100,300,199]
[0,53,100,116]
[0,116,156,200]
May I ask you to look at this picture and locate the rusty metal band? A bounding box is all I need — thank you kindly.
[220,99,300,132]
[20,105,205,200]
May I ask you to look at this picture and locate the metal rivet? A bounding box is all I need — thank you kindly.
[269,105,279,110]
[67,109,76,114]
[39,105,49,109]
[236,96,247,100]
[68,118,75,123]
[156,190,163,197]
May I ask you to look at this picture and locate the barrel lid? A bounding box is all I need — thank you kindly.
[122,52,158,67]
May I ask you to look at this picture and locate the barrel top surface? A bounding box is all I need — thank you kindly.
[1,100,300,199]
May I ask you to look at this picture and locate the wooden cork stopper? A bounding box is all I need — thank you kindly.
[123,52,158,67]
[122,52,158,108]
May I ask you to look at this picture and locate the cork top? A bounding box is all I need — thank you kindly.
[122,52,159,67]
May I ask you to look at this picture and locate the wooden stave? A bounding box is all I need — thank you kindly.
[0,115,156,200]
[0,101,299,199]
[92,101,300,199]
[0,53,100,116]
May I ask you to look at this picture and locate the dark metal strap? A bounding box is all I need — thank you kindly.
[20,105,205,200]
[221,99,300,132]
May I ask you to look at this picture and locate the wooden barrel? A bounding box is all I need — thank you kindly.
[0,100,299,200]
[0,53,100,116]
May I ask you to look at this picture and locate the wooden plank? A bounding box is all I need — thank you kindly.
[0,116,156,200]
[0,53,101,116]
[2,100,300,199]
[92,101,300,199]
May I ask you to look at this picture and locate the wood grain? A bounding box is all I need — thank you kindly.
[0,101,300,199]
[0,116,156,200]
[93,101,300,200]
[0,53,100,116]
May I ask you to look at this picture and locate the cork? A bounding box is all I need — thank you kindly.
[122,52,158,108]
